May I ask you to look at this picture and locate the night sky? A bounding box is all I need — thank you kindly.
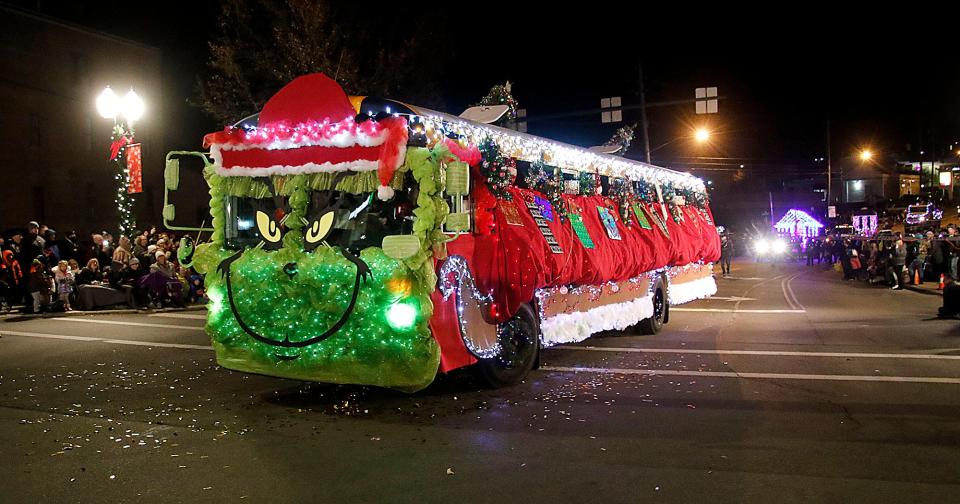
[18,2,960,180]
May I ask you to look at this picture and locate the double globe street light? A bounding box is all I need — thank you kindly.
[96,86,146,235]
[96,86,145,124]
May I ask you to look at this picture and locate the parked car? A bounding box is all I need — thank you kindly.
[904,202,943,230]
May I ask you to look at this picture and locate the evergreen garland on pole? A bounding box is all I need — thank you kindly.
[109,123,137,236]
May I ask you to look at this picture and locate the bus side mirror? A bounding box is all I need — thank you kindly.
[165,158,180,190]
[382,235,421,260]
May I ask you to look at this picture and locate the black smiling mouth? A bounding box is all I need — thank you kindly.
[217,248,371,349]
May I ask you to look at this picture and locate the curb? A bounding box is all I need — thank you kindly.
[1,304,207,322]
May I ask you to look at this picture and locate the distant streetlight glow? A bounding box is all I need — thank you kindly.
[96,87,119,119]
[121,89,145,123]
[694,128,710,143]
[860,150,873,161]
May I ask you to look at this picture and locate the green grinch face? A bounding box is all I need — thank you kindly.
[193,178,440,390]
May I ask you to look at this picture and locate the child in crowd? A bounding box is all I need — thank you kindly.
[52,260,75,311]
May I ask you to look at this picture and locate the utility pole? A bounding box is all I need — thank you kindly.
[638,63,652,164]
[826,120,832,204]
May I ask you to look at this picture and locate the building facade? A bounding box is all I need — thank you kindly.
[0,6,164,234]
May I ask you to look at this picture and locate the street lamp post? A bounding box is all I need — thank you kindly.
[96,86,145,236]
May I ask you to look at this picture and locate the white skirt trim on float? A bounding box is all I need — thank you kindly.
[668,274,717,306]
[540,295,654,347]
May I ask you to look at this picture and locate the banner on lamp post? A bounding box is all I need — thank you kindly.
[126,143,142,194]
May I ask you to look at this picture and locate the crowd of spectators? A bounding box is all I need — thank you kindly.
[0,221,205,313]
[806,225,960,288]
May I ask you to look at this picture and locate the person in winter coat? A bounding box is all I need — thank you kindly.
[889,234,907,290]
[0,250,23,312]
[112,240,132,272]
[61,231,81,263]
[119,258,149,307]
[142,251,183,307]
[28,257,52,313]
[75,258,102,286]
[52,260,75,311]
[719,234,733,276]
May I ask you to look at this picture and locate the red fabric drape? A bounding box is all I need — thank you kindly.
[462,186,720,323]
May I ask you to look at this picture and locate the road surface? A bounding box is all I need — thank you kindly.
[1,260,958,503]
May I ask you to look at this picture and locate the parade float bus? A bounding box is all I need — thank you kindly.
[165,74,720,392]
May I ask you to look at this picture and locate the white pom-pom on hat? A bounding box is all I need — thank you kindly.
[377,185,395,201]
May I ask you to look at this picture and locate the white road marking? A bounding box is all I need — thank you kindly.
[787,273,804,310]
[723,276,767,281]
[671,308,806,313]
[541,365,960,385]
[51,317,205,331]
[551,345,960,361]
[150,313,209,320]
[780,272,805,311]
[0,330,213,351]
[707,296,758,302]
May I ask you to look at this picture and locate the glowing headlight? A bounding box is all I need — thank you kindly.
[386,302,417,331]
[754,239,770,254]
[772,239,787,254]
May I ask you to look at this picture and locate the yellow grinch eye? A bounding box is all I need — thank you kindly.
[305,211,335,244]
[256,211,282,243]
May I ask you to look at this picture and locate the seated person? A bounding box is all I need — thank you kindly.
[140,251,184,308]
[75,258,133,310]
[938,274,960,318]
[75,258,103,286]
[116,258,149,308]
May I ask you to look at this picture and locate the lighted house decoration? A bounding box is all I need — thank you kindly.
[774,209,823,238]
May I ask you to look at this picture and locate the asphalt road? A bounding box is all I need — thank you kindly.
[1,259,959,503]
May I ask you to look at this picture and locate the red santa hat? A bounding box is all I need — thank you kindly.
[203,73,407,200]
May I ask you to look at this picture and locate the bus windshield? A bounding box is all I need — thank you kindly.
[224,189,416,251]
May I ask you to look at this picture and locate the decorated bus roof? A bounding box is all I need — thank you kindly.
[409,107,705,193]
[203,73,706,195]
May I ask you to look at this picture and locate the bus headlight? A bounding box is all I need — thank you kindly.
[386,302,418,331]
[772,239,787,254]
[754,239,770,254]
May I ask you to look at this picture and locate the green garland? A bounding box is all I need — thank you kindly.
[191,147,446,392]
[478,137,515,200]
[609,177,633,224]
[578,170,599,196]
[526,159,568,221]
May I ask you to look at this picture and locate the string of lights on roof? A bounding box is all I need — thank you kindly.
[414,109,707,193]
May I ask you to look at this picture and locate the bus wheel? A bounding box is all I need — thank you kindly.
[638,284,667,335]
[476,304,540,388]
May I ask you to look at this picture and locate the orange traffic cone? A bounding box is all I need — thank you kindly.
[914,269,921,285]
[939,274,945,290]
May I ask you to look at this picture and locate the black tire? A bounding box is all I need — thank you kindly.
[476,304,540,388]
[638,283,667,335]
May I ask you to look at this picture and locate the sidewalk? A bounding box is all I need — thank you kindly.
[1,303,207,322]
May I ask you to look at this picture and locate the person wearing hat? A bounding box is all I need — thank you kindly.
[144,244,158,268]
[117,257,148,308]
[142,251,183,308]
[20,224,44,291]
